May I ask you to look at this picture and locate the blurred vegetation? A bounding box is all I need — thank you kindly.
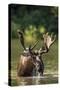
[10,4,58,42]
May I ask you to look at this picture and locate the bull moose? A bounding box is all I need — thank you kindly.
[17,30,56,77]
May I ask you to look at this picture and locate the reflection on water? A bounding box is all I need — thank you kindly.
[11,74,58,86]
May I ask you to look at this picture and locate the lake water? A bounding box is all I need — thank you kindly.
[11,73,58,86]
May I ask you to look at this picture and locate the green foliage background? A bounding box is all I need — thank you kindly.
[10,4,58,42]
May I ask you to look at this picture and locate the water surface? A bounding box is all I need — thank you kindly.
[11,73,58,86]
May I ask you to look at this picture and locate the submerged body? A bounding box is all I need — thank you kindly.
[17,52,44,77]
[17,55,35,76]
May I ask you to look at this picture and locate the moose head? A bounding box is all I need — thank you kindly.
[17,30,56,77]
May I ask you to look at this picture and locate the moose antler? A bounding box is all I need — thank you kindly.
[17,30,26,50]
[43,32,56,49]
[39,32,56,54]
[31,40,39,50]
[17,29,39,51]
